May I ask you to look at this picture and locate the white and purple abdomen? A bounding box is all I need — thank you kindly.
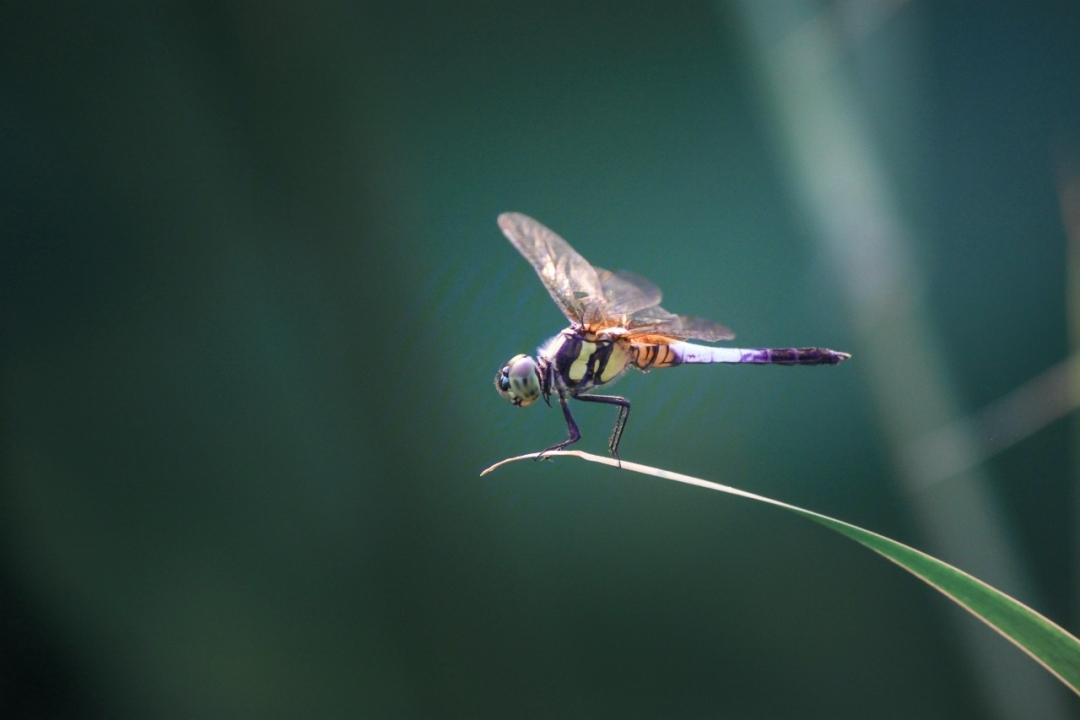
[652,342,850,367]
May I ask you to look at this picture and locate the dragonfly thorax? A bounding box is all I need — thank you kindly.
[540,327,634,394]
[495,354,543,407]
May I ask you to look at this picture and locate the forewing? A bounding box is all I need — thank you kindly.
[498,212,605,324]
[595,268,663,317]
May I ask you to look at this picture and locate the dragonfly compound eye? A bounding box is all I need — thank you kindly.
[494,354,541,407]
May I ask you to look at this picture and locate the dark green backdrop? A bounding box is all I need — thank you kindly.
[2,3,1078,718]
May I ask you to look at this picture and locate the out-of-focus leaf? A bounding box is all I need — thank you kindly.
[482,451,1080,696]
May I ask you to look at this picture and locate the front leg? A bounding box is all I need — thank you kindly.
[536,393,582,460]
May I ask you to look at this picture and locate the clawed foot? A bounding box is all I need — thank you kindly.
[535,441,575,462]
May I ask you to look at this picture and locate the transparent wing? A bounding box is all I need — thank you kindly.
[670,314,736,341]
[498,212,606,325]
[498,212,733,340]
[624,306,736,342]
[594,268,663,317]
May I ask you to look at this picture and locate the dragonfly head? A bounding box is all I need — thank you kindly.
[495,354,542,407]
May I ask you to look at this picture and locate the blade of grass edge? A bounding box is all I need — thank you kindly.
[480,450,1080,695]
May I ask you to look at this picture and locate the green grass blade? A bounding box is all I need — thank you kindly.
[481,450,1080,695]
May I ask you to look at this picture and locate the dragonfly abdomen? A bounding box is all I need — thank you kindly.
[648,343,850,367]
[631,343,682,370]
[741,347,851,365]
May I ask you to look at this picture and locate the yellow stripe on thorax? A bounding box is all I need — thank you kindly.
[599,343,631,382]
[567,341,596,382]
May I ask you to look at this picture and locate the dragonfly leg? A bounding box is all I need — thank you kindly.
[537,393,582,460]
[575,394,631,465]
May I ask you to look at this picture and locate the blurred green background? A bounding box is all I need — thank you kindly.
[2,2,1079,718]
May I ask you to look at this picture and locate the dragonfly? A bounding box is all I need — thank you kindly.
[494,212,850,460]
